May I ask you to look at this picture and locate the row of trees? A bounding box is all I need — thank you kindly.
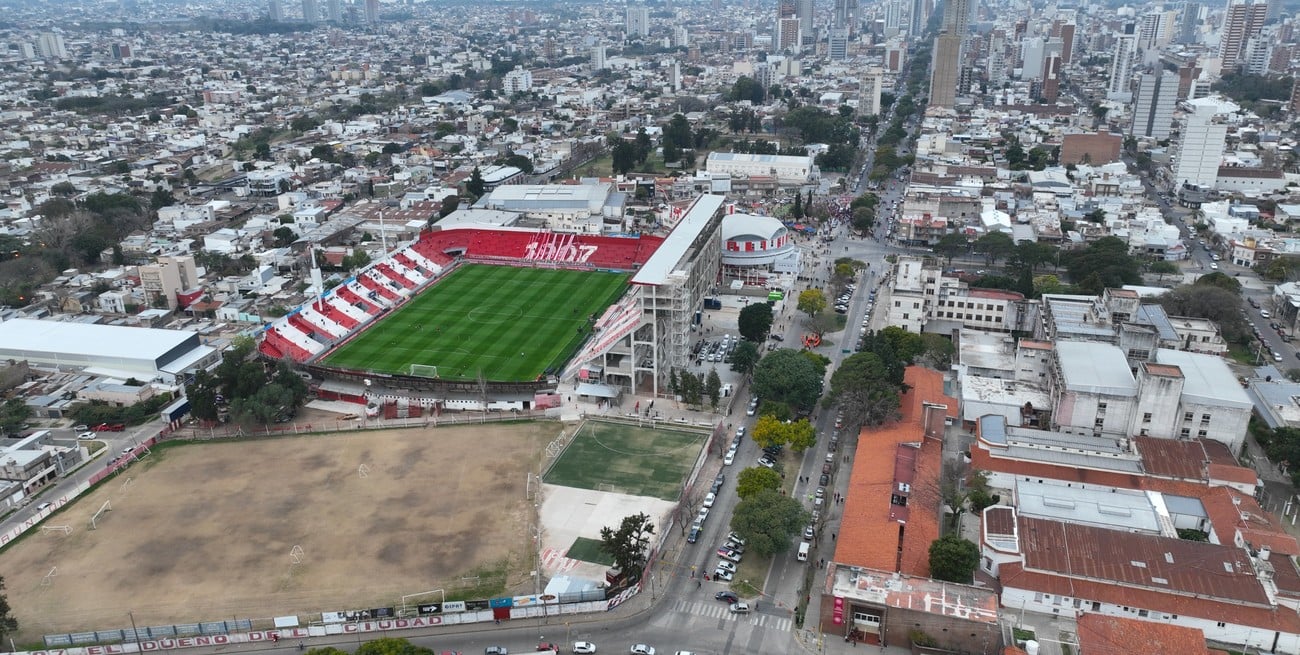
[668,368,723,411]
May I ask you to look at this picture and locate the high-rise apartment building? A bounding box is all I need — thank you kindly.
[1173,97,1234,190]
[35,32,67,59]
[883,0,902,34]
[365,0,379,22]
[590,45,607,69]
[929,30,960,108]
[1020,36,1045,80]
[1243,27,1276,75]
[1107,22,1137,100]
[796,0,815,44]
[625,7,649,38]
[1176,2,1201,43]
[860,67,884,115]
[1050,21,1076,63]
[777,18,802,50]
[1219,0,1268,70]
[1041,53,1062,102]
[269,0,283,21]
[1130,71,1179,140]
[302,0,319,23]
[326,0,342,22]
[828,26,850,59]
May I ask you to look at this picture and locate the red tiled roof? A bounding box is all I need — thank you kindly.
[1076,613,1212,655]
[1019,516,1269,605]
[1135,436,1206,480]
[1200,486,1299,556]
[835,367,953,576]
[1002,561,1300,634]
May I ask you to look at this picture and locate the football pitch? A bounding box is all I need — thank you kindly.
[323,265,629,381]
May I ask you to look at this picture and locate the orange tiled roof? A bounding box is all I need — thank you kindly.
[1076,613,1212,655]
[834,367,953,575]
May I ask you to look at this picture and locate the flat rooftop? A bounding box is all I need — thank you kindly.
[1155,348,1253,409]
[0,318,198,366]
[631,194,724,287]
[1055,341,1136,396]
[1015,478,1164,534]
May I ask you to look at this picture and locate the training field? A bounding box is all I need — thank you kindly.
[323,265,629,381]
[3,423,551,639]
[544,420,707,501]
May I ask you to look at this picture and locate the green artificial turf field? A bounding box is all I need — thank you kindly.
[544,420,708,501]
[323,265,629,381]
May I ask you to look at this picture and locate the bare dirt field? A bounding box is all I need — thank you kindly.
[2,422,552,641]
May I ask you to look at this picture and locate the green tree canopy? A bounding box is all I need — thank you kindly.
[736,466,782,499]
[729,340,760,376]
[973,231,1014,265]
[797,288,827,319]
[599,512,655,579]
[823,351,902,428]
[355,638,434,655]
[738,302,774,341]
[928,534,980,584]
[751,349,824,411]
[729,489,809,557]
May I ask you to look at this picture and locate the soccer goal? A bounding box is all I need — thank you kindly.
[408,364,439,378]
[41,525,72,536]
[89,500,112,530]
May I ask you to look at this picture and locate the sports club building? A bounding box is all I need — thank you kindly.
[719,212,800,286]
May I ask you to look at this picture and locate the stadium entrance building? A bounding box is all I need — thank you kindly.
[720,212,800,287]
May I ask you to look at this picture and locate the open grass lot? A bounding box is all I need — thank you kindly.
[323,265,629,381]
[544,420,706,501]
[2,423,552,641]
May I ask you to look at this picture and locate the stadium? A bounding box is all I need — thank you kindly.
[258,195,725,411]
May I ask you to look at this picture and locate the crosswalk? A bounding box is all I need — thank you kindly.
[671,600,793,632]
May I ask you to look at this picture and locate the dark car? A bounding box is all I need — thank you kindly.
[715,591,740,603]
[712,473,725,493]
[820,473,830,486]
[687,527,701,543]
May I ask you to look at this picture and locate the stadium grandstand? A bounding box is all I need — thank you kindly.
[258,194,726,402]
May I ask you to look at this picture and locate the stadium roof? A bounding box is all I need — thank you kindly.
[632,194,725,286]
[0,318,198,366]
[721,213,787,241]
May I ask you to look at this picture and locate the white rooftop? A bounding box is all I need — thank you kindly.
[1015,478,1165,535]
[632,194,725,286]
[1155,349,1253,409]
[0,318,198,366]
[1054,341,1137,396]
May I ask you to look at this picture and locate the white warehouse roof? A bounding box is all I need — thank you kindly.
[0,318,204,372]
[1155,348,1253,409]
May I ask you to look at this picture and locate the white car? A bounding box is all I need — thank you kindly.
[723,450,736,466]
[703,492,716,508]
[697,506,710,522]
[716,560,737,573]
[712,568,734,581]
[630,645,655,655]
[574,642,597,654]
[78,431,96,440]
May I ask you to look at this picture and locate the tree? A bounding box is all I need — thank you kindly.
[736,466,782,499]
[355,638,434,655]
[437,195,460,219]
[973,231,1014,265]
[1158,283,1249,343]
[599,512,655,578]
[791,192,803,219]
[730,490,809,557]
[0,398,32,435]
[272,226,296,247]
[611,139,638,175]
[1149,260,1179,281]
[851,206,876,233]
[0,581,18,648]
[466,167,485,198]
[1061,236,1140,293]
[797,289,827,319]
[751,349,823,412]
[705,368,722,411]
[928,534,980,584]
[934,233,968,265]
[738,302,774,342]
[823,351,901,428]
[729,340,760,376]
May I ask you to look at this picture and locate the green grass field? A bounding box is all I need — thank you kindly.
[544,420,707,501]
[566,536,615,566]
[323,265,629,381]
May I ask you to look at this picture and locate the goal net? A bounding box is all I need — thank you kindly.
[408,364,439,378]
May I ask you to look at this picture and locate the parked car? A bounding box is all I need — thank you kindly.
[629,645,656,655]
[716,560,737,573]
[485,647,508,655]
[703,492,716,508]
[723,450,736,466]
[803,525,815,540]
[687,526,701,544]
[712,473,725,494]
[78,431,96,440]
[757,457,775,469]
[713,568,734,582]
[573,643,597,654]
[717,548,742,562]
[727,532,747,546]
